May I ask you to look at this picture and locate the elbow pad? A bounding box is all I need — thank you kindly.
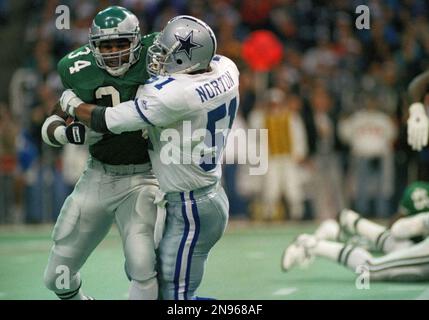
[41,115,67,147]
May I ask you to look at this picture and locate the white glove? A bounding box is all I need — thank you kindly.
[60,89,84,117]
[407,102,429,151]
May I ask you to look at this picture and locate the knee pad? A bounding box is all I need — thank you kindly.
[391,215,427,239]
[43,264,59,292]
[43,264,81,293]
[129,278,158,300]
[43,252,81,293]
[124,256,157,282]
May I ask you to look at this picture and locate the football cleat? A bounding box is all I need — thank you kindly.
[314,219,340,241]
[281,234,318,272]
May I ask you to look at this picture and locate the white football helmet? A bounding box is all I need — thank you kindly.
[147,15,217,76]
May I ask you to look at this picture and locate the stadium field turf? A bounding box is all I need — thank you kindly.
[1,221,428,300]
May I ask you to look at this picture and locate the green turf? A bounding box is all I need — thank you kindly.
[0,222,428,300]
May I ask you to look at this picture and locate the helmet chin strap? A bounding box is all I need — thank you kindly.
[106,63,131,76]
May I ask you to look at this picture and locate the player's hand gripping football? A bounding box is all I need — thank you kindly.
[407,102,429,151]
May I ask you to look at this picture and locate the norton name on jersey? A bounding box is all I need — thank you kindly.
[195,70,235,103]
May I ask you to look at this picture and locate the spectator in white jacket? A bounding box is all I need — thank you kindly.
[339,92,398,218]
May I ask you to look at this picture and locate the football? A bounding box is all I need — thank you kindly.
[65,116,74,125]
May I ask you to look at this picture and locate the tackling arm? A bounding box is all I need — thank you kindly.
[60,89,150,134]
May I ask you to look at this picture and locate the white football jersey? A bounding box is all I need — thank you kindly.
[105,55,240,193]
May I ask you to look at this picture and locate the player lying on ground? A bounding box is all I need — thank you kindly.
[281,181,429,281]
[41,6,162,300]
[60,15,240,300]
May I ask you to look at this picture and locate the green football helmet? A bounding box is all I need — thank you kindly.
[89,6,141,76]
[399,181,429,216]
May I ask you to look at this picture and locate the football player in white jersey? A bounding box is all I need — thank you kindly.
[59,15,240,299]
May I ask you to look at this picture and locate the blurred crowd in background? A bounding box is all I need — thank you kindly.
[1,0,429,224]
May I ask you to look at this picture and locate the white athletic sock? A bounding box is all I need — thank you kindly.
[66,289,87,300]
[313,240,372,271]
[313,240,344,261]
[353,217,386,244]
[129,278,158,300]
[55,274,87,300]
[345,213,414,253]
[343,247,372,270]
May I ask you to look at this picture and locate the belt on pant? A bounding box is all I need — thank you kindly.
[164,182,220,203]
[88,157,152,175]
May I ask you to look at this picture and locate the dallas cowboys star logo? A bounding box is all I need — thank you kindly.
[175,31,202,59]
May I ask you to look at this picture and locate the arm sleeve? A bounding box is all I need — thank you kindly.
[134,81,194,127]
[105,100,151,134]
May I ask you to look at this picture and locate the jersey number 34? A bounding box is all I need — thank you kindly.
[68,47,92,74]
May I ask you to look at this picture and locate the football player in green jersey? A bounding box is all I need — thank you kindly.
[41,6,162,300]
[281,182,429,282]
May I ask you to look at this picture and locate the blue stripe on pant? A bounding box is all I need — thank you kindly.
[173,192,188,299]
[185,191,200,299]
[159,185,228,300]
[173,192,201,300]
[172,193,188,299]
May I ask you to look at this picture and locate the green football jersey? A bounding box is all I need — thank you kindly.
[57,33,157,165]
[399,181,429,216]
